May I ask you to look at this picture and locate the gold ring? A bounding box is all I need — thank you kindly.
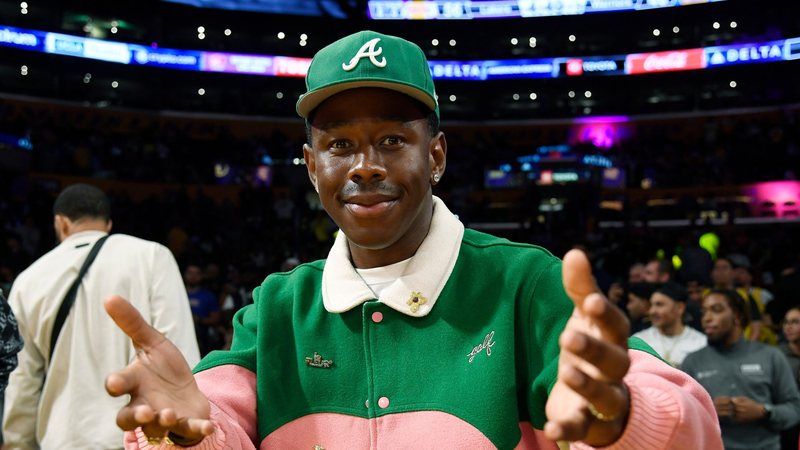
[146,435,174,446]
[587,403,618,422]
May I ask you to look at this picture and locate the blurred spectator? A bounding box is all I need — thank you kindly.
[632,282,706,366]
[683,289,800,450]
[779,307,800,450]
[643,258,672,284]
[769,254,800,328]
[712,256,767,343]
[0,292,22,446]
[185,263,222,356]
[628,262,645,284]
[731,253,778,344]
[627,282,655,335]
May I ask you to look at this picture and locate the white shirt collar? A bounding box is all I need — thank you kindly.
[321,196,464,317]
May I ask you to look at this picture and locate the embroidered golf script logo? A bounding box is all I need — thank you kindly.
[342,38,387,71]
[468,331,495,363]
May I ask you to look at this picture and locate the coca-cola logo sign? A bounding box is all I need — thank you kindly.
[626,48,705,74]
[643,52,687,71]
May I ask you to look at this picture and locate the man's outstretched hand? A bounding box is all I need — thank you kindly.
[104,295,214,445]
[544,250,631,446]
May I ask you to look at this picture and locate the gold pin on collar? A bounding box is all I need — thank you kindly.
[407,291,428,313]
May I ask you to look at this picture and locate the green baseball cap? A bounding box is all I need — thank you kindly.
[296,30,438,119]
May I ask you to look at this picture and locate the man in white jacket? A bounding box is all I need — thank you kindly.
[3,183,200,449]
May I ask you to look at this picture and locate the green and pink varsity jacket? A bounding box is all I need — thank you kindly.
[128,198,722,449]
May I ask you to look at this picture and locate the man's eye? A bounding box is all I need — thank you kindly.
[382,136,403,146]
[331,140,349,149]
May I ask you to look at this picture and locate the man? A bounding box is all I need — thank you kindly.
[184,264,222,356]
[779,307,800,386]
[711,256,767,343]
[779,306,800,449]
[643,258,672,284]
[104,31,721,449]
[626,282,655,335]
[632,282,706,366]
[682,289,800,450]
[0,292,22,446]
[643,257,703,331]
[628,262,645,284]
[731,254,778,345]
[3,184,200,449]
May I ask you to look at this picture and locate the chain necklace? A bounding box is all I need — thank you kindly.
[657,327,689,365]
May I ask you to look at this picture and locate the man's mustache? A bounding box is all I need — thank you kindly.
[340,181,399,197]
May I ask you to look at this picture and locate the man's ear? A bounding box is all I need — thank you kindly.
[303,143,318,193]
[54,214,71,241]
[430,131,447,183]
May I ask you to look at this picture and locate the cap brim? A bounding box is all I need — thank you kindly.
[297,80,437,119]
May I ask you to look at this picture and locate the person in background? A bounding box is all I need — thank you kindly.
[0,291,22,446]
[628,262,646,284]
[632,281,707,366]
[642,257,702,332]
[779,307,800,450]
[103,30,722,450]
[184,263,222,356]
[683,289,800,450]
[683,276,708,331]
[643,258,672,285]
[730,253,777,344]
[3,183,200,449]
[711,256,766,343]
[626,282,655,335]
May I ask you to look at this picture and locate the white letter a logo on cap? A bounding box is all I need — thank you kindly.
[342,38,387,71]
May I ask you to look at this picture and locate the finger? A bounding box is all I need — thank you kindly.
[104,295,166,349]
[560,330,630,381]
[543,410,590,442]
[176,417,216,438]
[581,293,630,346]
[116,404,156,431]
[105,367,140,397]
[562,249,600,310]
[560,364,629,420]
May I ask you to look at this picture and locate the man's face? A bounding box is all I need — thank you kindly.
[648,292,683,331]
[626,293,650,321]
[304,88,446,268]
[628,265,644,283]
[711,259,734,287]
[184,265,203,287]
[733,267,751,286]
[642,261,661,283]
[702,293,737,345]
[783,309,800,344]
[686,280,704,303]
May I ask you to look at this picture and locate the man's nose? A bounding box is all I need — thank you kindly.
[349,146,387,183]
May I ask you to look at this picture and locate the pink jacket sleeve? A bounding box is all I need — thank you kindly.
[124,365,258,449]
[572,350,723,450]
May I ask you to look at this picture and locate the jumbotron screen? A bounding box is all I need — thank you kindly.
[161,0,358,18]
[368,0,726,20]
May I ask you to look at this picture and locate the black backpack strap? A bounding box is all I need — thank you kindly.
[49,235,110,362]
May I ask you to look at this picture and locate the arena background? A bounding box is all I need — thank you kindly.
[0,0,798,312]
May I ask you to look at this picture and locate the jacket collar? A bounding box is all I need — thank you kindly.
[322,196,464,317]
[61,230,108,246]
